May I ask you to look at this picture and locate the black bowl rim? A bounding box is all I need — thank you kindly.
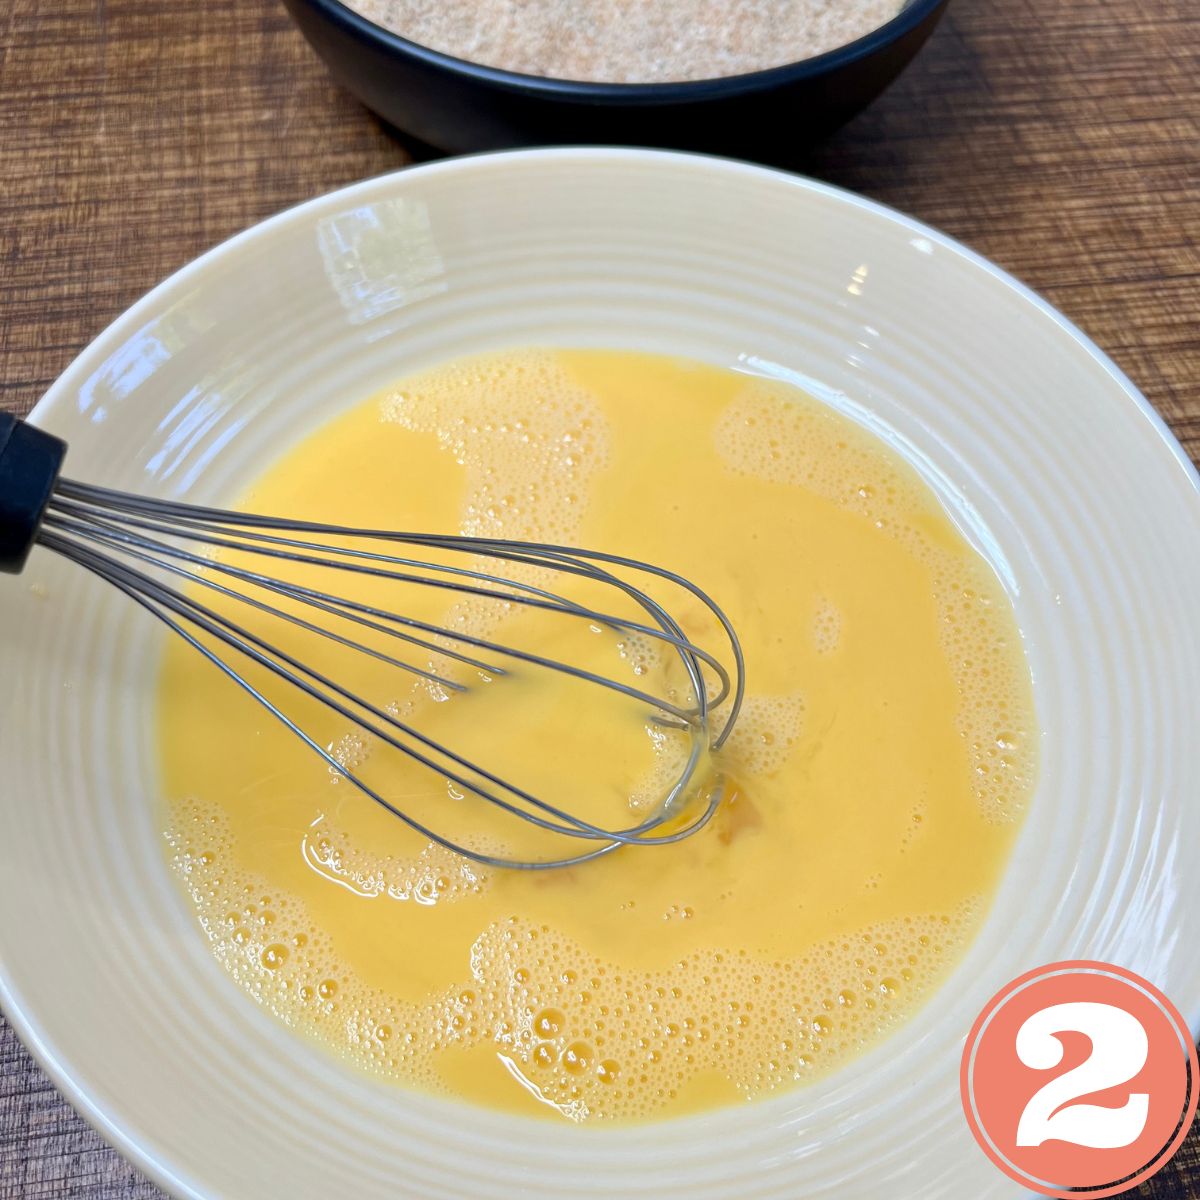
[301,0,948,100]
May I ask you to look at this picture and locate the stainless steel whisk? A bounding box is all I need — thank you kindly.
[0,414,744,870]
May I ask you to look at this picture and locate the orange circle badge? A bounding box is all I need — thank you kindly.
[961,961,1198,1198]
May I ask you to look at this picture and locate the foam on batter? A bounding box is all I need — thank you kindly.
[715,381,1033,821]
[168,798,976,1121]
[159,348,1037,1124]
[379,348,609,546]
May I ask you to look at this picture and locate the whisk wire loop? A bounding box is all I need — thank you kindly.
[28,472,745,869]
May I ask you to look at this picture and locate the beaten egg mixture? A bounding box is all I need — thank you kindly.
[161,349,1035,1122]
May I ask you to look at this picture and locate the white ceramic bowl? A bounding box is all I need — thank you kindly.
[2,149,1198,1200]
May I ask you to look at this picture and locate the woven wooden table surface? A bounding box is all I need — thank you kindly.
[2,0,1198,1195]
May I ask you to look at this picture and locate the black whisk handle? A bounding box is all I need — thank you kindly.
[0,414,67,575]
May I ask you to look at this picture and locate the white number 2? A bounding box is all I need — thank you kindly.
[1015,1001,1149,1149]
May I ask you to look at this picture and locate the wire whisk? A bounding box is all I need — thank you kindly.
[1,414,745,870]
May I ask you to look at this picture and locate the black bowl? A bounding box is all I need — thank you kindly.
[282,0,949,159]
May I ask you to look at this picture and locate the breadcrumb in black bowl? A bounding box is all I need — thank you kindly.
[282,0,949,157]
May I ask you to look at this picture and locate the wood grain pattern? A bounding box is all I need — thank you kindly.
[1,0,1197,1195]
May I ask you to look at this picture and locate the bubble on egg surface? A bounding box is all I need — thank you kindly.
[812,594,843,656]
[299,815,490,905]
[724,691,806,777]
[327,730,372,783]
[715,381,1034,822]
[379,350,610,547]
[379,351,614,676]
[167,798,977,1122]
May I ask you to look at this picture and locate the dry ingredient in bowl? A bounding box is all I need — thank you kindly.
[345,0,907,84]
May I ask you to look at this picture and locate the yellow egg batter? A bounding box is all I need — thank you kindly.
[160,348,1036,1123]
